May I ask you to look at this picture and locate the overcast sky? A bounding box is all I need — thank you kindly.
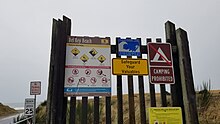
[0,0,220,103]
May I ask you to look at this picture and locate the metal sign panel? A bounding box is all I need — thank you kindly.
[147,42,175,84]
[112,58,148,75]
[30,81,41,95]
[149,107,183,124]
[24,98,34,116]
[117,38,141,56]
[64,36,111,96]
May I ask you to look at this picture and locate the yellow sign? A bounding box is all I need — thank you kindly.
[101,39,109,44]
[112,58,148,75]
[97,55,106,63]
[89,48,98,57]
[71,48,80,56]
[149,107,183,124]
[80,54,89,63]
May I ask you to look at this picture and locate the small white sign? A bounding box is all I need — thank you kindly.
[24,98,34,116]
[30,81,41,95]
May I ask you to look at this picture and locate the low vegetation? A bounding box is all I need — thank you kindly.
[0,102,17,116]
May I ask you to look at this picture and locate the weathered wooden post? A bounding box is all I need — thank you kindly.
[156,38,167,107]
[138,38,147,124]
[115,37,123,124]
[46,16,71,124]
[165,21,185,123]
[176,28,199,124]
[147,38,156,107]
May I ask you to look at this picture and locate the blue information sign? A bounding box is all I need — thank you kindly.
[117,38,141,56]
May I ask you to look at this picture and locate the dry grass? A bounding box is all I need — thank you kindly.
[0,103,17,117]
[34,90,220,123]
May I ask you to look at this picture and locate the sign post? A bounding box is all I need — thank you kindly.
[30,81,41,124]
[147,43,175,84]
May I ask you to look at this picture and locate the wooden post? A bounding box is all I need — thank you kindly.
[138,38,147,124]
[46,16,71,124]
[176,28,199,124]
[156,38,167,107]
[106,97,111,124]
[115,38,123,124]
[94,96,99,124]
[147,38,156,107]
[165,21,185,123]
[46,19,58,124]
[127,65,136,124]
[82,97,88,124]
[69,97,76,124]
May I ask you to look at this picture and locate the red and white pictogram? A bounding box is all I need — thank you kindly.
[67,77,74,84]
[72,69,79,75]
[90,77,97,84]
[79,77,86,84]
[101,77,108,84]
[85,69,91,75]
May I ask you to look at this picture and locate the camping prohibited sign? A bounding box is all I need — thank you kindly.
[147,43,175,84]
[64,36,111,96]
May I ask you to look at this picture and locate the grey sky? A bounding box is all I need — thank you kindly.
[0,0,219,103]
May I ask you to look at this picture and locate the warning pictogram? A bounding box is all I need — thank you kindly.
[71,48,80,56]
[72,69,79,75]
[147,42,175,84]
[90,77,97,84]
[85,69,91,75]
[96,69,106,76]
[80,54,89,63]
[79,77,86,84]
[102,77,108,84]
[89,48,98,57]
[67,77,74,84]
[97,55,106,63]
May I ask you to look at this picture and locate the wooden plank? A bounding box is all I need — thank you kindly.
[115,38,123,124]
[137,38,147,124]
[156,38,167,107]
[82,97,88,124]
[94,96,99,124]
[147,38,156,107]
[46,18,58,124]
[61,16,71,124]
[176,28,199,124]
[127,56,135,124]
[106,97,111,124]
[69,97,76,124]
[165,21,184,107]
[165,21,185,123]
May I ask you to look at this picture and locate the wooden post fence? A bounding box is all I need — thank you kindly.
[46,16,199,124]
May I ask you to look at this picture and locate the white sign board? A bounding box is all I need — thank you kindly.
[64,36,111,96]
[30,81,41,95]
[24,98,34,116]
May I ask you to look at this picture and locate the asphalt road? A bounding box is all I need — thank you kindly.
[0,113,20,124]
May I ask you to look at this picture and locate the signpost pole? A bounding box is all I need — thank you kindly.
[30,81,41,124]
[33,94,36,124]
